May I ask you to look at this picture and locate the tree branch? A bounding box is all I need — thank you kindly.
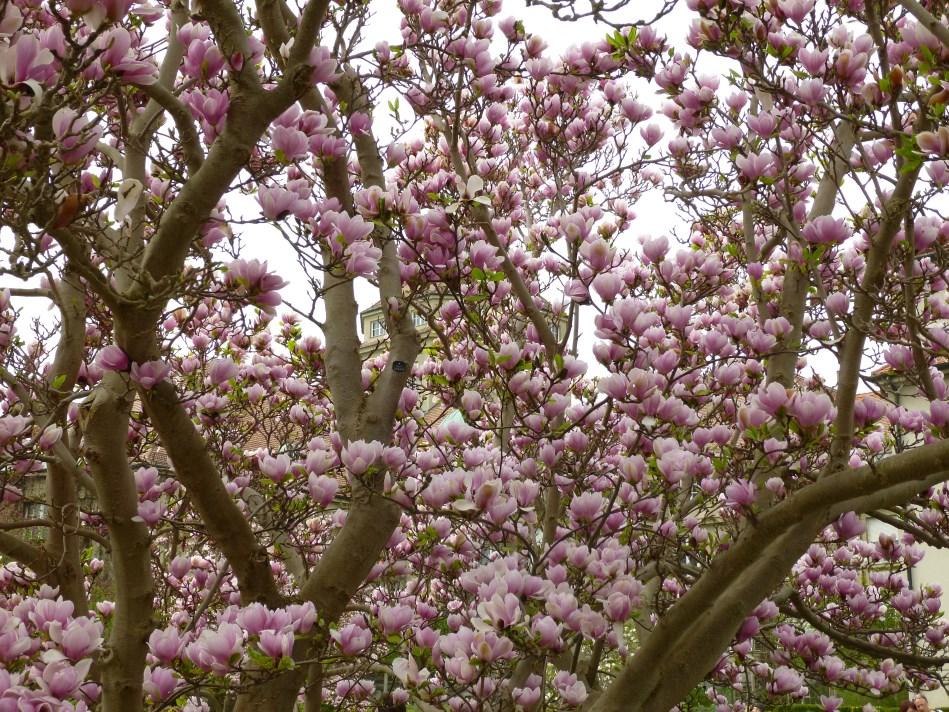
[898,0,949,50]
[134,81,204,174]
[827,161,922,472]
[139,380,283,606]
[0,530,52,575]
[766,121,856,386]
[591,436,949,711]
[786,592,949,668]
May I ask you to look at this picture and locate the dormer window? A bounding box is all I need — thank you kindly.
[369,318,386,338]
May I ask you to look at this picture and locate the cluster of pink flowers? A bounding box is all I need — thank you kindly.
[0,586,102,709]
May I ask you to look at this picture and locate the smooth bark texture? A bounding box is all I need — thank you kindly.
[43,270,88,615]
[81,373,154,712]
[766,122,856,387]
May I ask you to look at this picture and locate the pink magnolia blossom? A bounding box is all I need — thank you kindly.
[307,474,338,507]
[0,615,32,661]
[471,630,514,662]
[735,151,773,180]
[569,492,606,522]
[770,665,804,694]
[130,360,171,389]
[92,28,156,84]
[552,671,587,705]
[641,235,669,263]
[259,453,292,482]
[182,40,225,80]
[797,77,825,104]
[258,186,302,220]
[378,605,413,635]
[29,597,74,630]
[833,511,866,540]
[512,683,542,709]
[927,161,949,186]
[639,123,663,146]
[778,0,815,22]
[591,272,623,302]
[802,216,851,245]
[270,126,309,161]
[143,666,180,702]
[305,447,337,475]
[136,498,166,525]
[148,627,187,664]
[477,593,521,629]
[256,629,293,660]
[331,623,372,656]
[825,291,849,314]
[789,392,835,428]
[755,382,790,414]
[724,480,757,508]
[917,128,949,156]
[0,35,55,86]
[37,425,63,450]
[186,623,244,674]
[225,259,288,311]
[307,45,339,84]
[340,440,384,476]
[40,657,92,699]
[391,655,430,687]
[0,415,31,448]
[317,210,374,251]
[51,108,102,164]
[207,358,238,386]
[344,241,382,277]
[336,679,375,700]
[48,617,103,660]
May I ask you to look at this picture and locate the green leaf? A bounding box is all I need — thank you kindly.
[277,655,296,671]
[896,134,924,174]
[51,373,67,389]
[247,647,276,669]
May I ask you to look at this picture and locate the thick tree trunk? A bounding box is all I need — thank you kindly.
[232,670,306,712]
[45,269,89,614]
[45,461,88,615]
[82,372,154,712]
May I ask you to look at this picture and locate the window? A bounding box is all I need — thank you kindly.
[412,313,426,327]
[369,319,386,338]
[23,501,47,520]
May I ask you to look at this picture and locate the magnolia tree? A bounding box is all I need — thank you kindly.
[7,0,949,709]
